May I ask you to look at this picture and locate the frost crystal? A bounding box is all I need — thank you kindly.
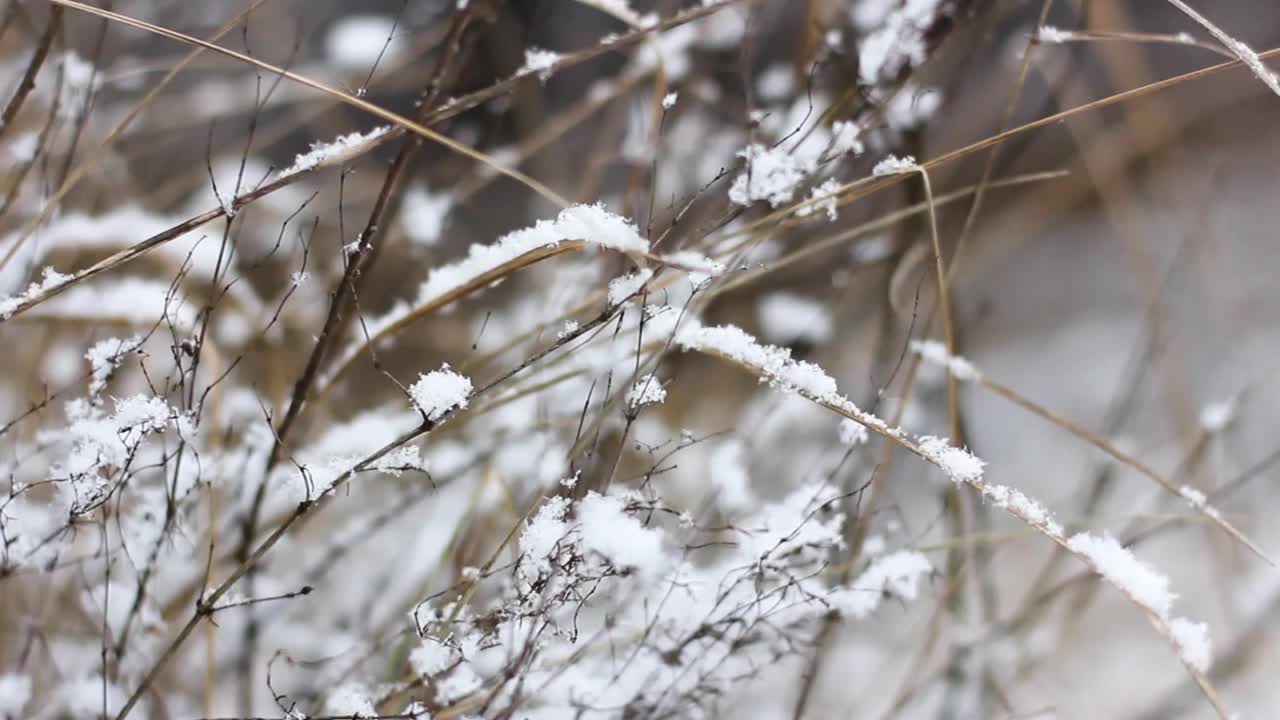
[520,496,571,572]
[678,323,839,400]
[795,179,844,222]
[831,551,933,618]
[1169,617,1212,672]
[113,395,176,445]
[1179,485,1207,509]
[86,336,142,398]
[857,0,947,85]
[609,268,654,306]
[409,365,473,422]
[0,266,72,319]
[625,374,667,409]
[557,319,580,339]
[1038,25,1071,43]
[664,250,726,286]
[1066,532,1174,619]
[521,48,561,81]
[325,683,376,718]
[830,120,864,156]
[409,638,457,678]
[917,436,986,484]
[729,143,806,207]
[281,126,392,176]
[983,483,1063,538]
[579,492,667,575]
[372,446,426,476]
[872,154,919,176]
[1223,39,1280,98]
[414,204,648,307]
[1177,485,1221,520]
[1065,530,1213,670]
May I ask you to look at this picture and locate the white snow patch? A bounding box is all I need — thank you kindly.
[327,15,405,68]
[409,365,473,421]
[872,154,919,176]
[757,292,833,345]
[282,126,392,176]
[521,48,561,81]
[626,374,666,410]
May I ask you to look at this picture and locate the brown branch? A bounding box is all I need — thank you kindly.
[0,4,61,142]
[112,291,631,720]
